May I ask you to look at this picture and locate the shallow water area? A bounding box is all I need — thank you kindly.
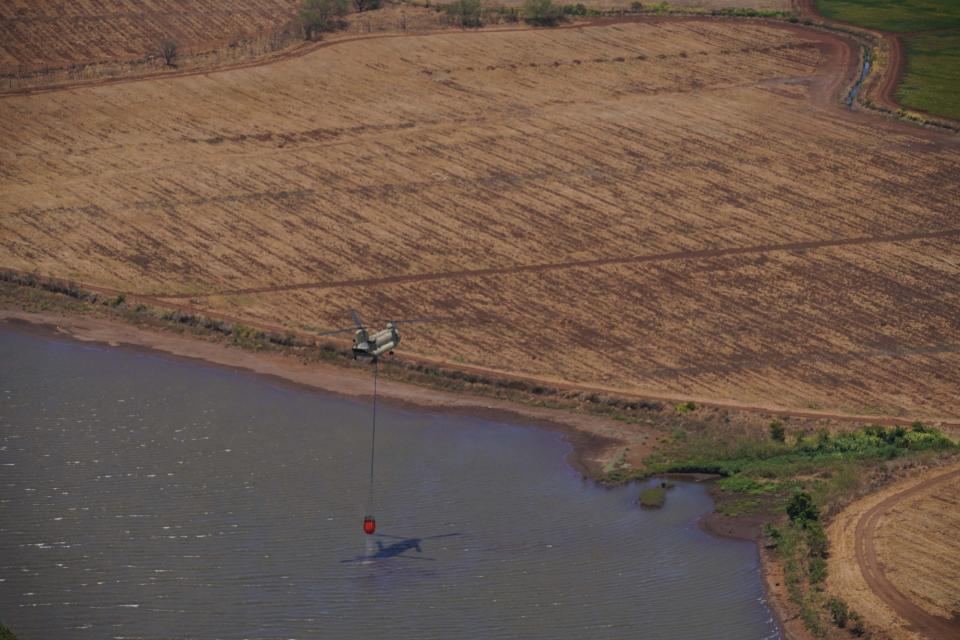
[0,326,779,639]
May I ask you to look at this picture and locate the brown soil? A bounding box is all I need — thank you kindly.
[3,18,958,426]
[0,0,301,74]
[828,464,960,640]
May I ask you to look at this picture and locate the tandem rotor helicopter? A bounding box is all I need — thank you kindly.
[317,309,430,362]
[317,310,434,535]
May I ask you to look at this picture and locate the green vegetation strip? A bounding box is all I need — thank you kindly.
[815,0,960,32]
[816,0,960,121]
[649,417,957,636]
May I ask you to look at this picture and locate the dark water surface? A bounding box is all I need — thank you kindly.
[0,328,779,639]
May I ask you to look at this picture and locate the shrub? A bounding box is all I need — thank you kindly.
[828,596,849,628]
[786,491,819,524]
[848,611,866,636]
[446,0,483,27]
[808,556,827,586]
[523,0,565,26]
[762,523,782,547]
[675,401,696,413]
[770,420,786,442]
[638,486,666,507]
[160,39,178,67]
[563,3,588,15]
[499,6,520,22]
[300,0,349,38]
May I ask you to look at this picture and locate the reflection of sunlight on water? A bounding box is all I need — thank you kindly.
[1,329,780,640]
[362,538,378,565]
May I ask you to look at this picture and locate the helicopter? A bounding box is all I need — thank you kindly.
[318,310,435,535]
[318,310,429,362]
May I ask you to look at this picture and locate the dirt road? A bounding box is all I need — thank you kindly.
[835,466,960,639]
[856,468,960,639]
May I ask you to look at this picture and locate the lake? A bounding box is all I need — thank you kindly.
[0,326,779,639]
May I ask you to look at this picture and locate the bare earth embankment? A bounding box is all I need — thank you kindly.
[2,18,959,424]
[827,464,960,640]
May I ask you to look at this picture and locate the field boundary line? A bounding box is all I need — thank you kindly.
[152,228,960,299]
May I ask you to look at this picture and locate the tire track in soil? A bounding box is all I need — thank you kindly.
[855,467,960,640]
[153,227,960,300]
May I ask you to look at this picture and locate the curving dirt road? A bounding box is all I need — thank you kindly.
[854,467,960,639]
[793,0,911,117]
[0,16,717,99]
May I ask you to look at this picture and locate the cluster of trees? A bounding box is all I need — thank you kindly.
[446,0,568,29]
[445,0,482,27]
[300,0,382,39]
[522,0,565,25]
[768,491,865,636]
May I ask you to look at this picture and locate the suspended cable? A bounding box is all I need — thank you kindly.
[363,359,379,535]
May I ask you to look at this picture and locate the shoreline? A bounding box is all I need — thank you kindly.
[0,309,638,478]
[0,305,792,636]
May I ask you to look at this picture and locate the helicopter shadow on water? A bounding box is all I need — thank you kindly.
[341,532,461,564]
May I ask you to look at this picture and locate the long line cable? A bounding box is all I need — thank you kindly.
[366,359,378,514]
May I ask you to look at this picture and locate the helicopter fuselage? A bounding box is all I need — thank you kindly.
[353,323,399,360]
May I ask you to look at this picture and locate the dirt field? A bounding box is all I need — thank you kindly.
[491,0,792,8]
[0,0,299,74]
[873,471,960,624]
[1,18,959,422]
[827,464,960,640]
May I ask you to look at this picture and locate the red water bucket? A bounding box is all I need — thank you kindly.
[363,516,376,535]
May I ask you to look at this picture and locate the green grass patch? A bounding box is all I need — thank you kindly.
[816,0,960,121]
[897,30,960,119]
[638,486,666,507]
[716,475,783,495]
[716,496,764,517]
[815,0,960,32]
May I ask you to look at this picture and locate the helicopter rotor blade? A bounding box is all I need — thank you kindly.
[350,309,364,329]
[314,326,358,337]
[390,316,441,325]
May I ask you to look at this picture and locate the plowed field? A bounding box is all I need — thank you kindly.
[2,19,959,420]
[0,0,299,73]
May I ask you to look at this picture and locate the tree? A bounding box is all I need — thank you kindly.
[786,491,820,525]
[301,0,349,39]
[160,39,178,67]
[353,0,381,11]
[522,0,564,26]
[446,0,482,28]
[769,420,785,442]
